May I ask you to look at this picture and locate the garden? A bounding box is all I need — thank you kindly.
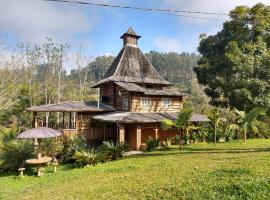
[0,139,269,200]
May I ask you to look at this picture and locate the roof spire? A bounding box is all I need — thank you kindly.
[120,27,141,46]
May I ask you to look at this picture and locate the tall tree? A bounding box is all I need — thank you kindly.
[195,3,270,111]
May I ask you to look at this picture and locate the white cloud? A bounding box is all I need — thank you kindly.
[153,36,181,52]
[160,0,269,14]
[0,0,99,42]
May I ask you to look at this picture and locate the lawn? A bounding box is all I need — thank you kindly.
[0,139,270,200]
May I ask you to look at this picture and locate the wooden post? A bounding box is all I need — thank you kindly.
[33,112,38,147]
[154,128,159,139]
[69,112,72,129]
[136,125,142,150]
[32,112,38,128]
[119,125,125,144]
[62,112,65,129]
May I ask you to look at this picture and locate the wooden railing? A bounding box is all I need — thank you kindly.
[47,122,77,130]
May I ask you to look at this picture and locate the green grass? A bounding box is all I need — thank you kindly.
[0,139,270,200]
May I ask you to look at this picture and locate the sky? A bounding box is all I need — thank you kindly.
[0,0,269,68]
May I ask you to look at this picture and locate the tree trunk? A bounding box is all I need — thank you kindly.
[214,124,217,144]
[244,130,247,142]
[179,131,183,150]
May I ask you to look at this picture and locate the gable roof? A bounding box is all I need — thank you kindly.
[92,28,171,87]
[27,101,116,112]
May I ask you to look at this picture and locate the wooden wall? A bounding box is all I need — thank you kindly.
[100,83,115,106]
[76,112,117,145]
[123,123,178,150]
[115,86,130,111]
[100,83,131,111]
[100,82,183,113]
[131,95,183,113]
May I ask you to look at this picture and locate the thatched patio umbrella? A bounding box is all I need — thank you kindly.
[17,127,62,176]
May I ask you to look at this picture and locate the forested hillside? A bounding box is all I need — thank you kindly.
[0,39,208,128]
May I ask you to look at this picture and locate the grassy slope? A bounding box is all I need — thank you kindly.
[0,139,270,200]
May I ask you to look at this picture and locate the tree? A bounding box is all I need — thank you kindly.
[195,3,270,111]
[229,107,267,142]
[161,108,194,150]
[208,108,225,144]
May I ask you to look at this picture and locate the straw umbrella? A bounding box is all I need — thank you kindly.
[17,127,62,176]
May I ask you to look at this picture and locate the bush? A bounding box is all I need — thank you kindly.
[99,141,128,160]
[73,147,104,166]
[146,136,159,151]
[62,135,86,163]
[0,140,34,172]
[43,138,64,160]
[0,126,19,143]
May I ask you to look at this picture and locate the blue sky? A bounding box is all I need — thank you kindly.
[0,0,269,60]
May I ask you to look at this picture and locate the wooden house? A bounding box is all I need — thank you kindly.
[27,27,209,150]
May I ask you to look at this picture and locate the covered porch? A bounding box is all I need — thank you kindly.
[93,112,210,150]
[27,101,116,138]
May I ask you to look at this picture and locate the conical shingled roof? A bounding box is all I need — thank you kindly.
[92,28,171,87]
[120,27,141,39]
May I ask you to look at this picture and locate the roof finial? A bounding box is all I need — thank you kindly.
[120,27,141,46]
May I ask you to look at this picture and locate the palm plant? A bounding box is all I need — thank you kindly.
[73,147,104,166]
[0,140,34,172]
[161,108,194,150]
[99,141,128,160]
[229,107,267,142]
[207,108,225,144]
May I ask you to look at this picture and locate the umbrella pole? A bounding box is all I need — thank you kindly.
[37,139,42,159]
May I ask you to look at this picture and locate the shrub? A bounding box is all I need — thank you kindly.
[0,126,19,143]
[43,138,64,160]
[73,147,104,166]
[0,140,34,172]
[99,141,128,160]
[146,136,159,151]
[62,135,86,163]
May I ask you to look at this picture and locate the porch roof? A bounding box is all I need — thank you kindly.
[115,82,190,97]
[26,101,116,112]
[92,111,210,124]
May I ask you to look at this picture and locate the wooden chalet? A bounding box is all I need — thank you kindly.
[27,27,210,150]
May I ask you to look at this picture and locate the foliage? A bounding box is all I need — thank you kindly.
[0,140,34,172]
[146,136,159,151]
[0,126,19,143]
[73,147,104,166]
[62,135,86,163]
[99,141,128,161]
[42,138,64,159]
[229,107,267,142]
[161,108,194,149]
[0,139,270,199]
[195,3,270,111]
[207,108,225,143]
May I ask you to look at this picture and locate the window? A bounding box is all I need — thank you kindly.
[162,98,171,108]
[141,98,151,108]
[123,98,129,110]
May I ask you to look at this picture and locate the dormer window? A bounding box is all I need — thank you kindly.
[162,98,171,108]
[141,98,151,108]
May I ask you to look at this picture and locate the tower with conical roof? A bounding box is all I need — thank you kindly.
[92,27,178,111]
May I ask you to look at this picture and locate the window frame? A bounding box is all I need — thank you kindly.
[162,98,171,108]
[122,98,129,110]
[141,97,152,108]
